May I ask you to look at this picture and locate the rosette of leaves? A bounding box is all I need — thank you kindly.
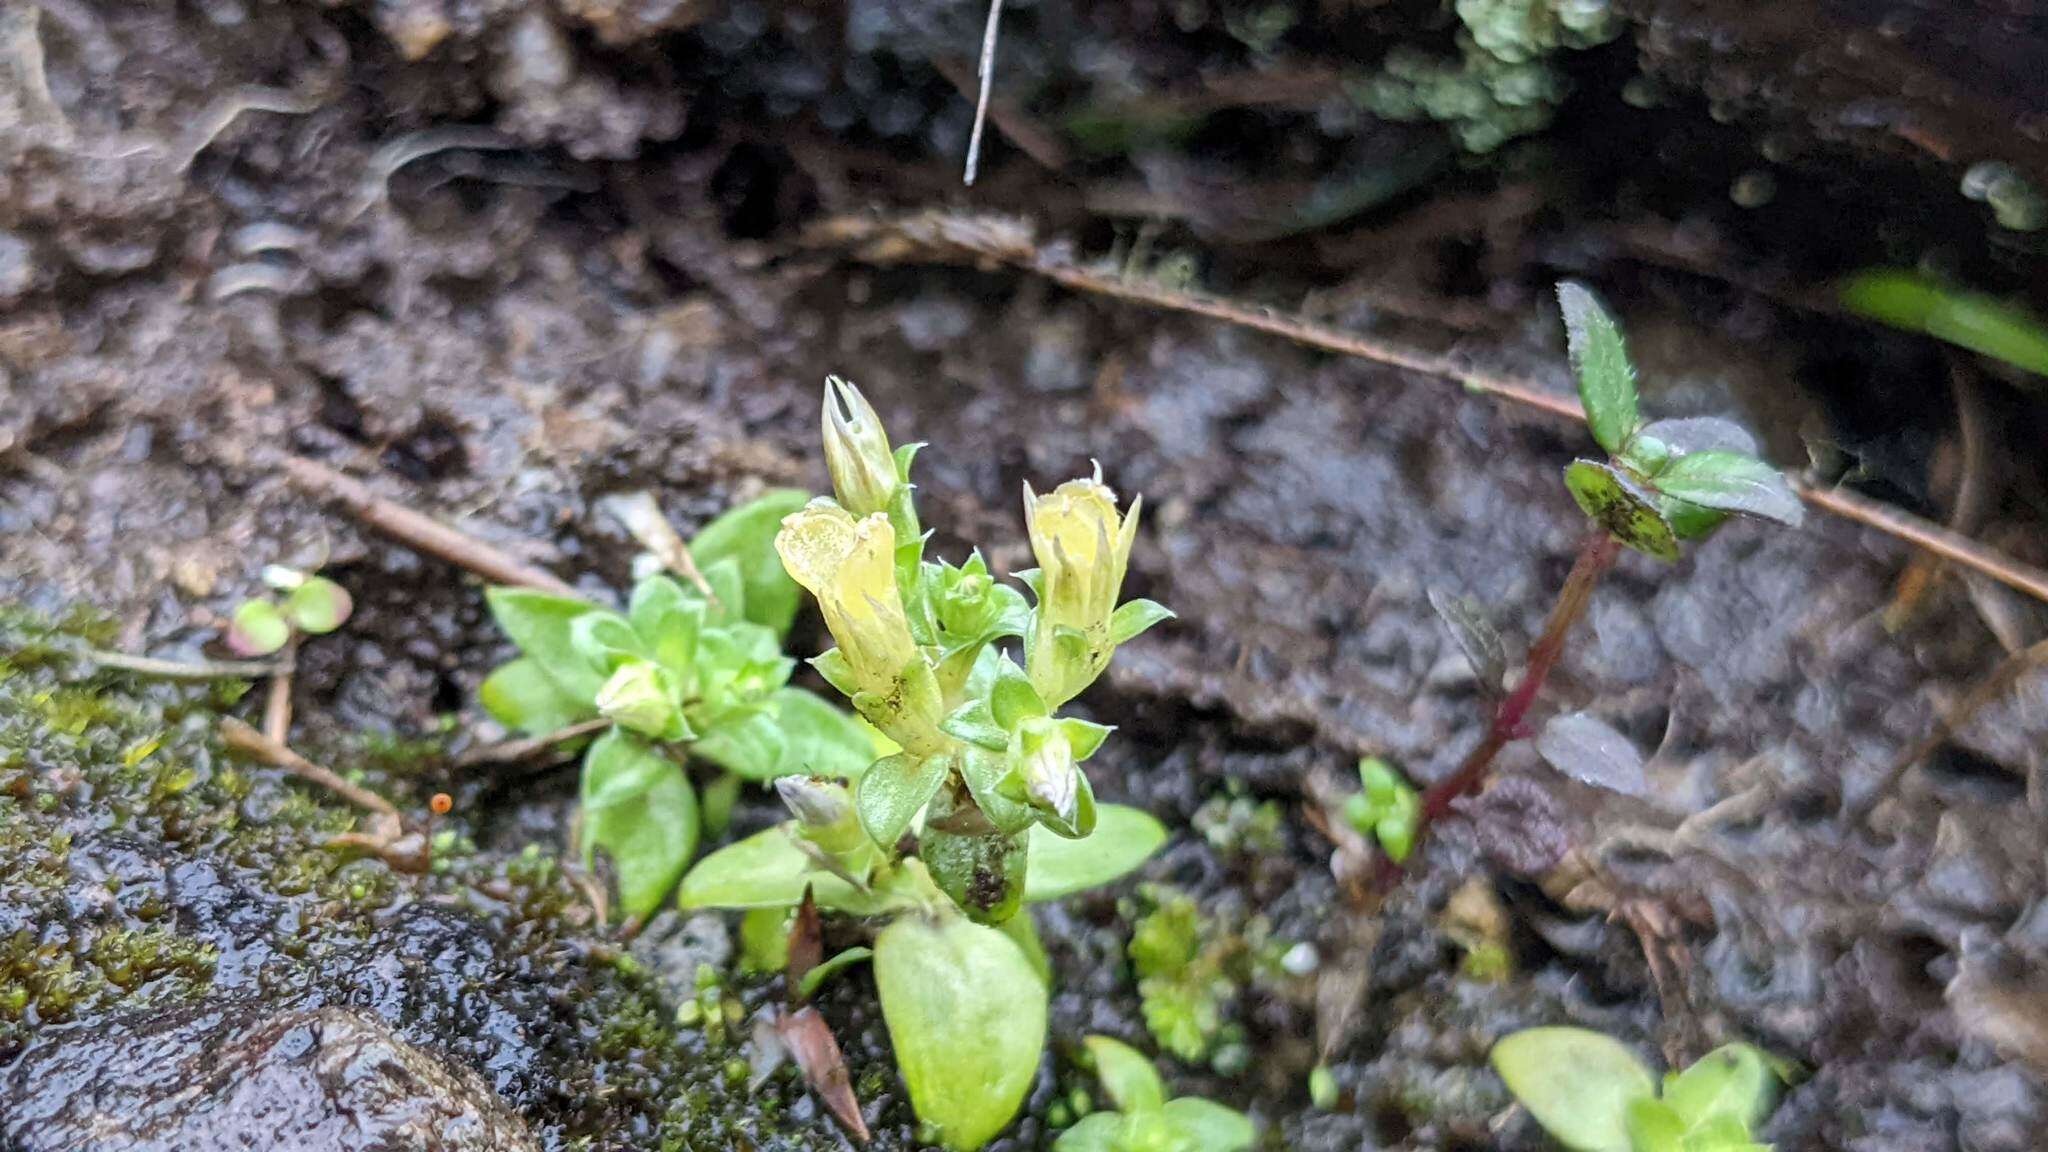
[1055,1035,1255,1152]
[479,490,875,921]
[677,378,1175,1149]
[1492,1027,1791,1152]
[1555,281,1804,563]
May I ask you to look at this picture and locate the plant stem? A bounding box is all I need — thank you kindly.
[86,650,291,680]
[1419,531,1622,823]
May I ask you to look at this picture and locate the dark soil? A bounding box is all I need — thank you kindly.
[5,2,2048,1150]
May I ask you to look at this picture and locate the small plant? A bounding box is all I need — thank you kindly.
[1056,1035,1255,1152]
[678,378,1173,1149]
[1341,757,1420,864]
[478,489,876,921]
[1412,283,1804,849]
[1491,1027,1789,1152]
[1125,884,1255,1065]
[223,565,354,656]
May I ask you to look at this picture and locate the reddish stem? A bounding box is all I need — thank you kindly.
[1418,531,1622,823]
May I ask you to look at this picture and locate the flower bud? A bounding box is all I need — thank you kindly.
[1023,469,1140,706]
[595,660,681,739]
[776,775,874,879]
[1015,718,1078,823]
[776,499,943,749]
[821,377,899,518]
[776,774,852,829]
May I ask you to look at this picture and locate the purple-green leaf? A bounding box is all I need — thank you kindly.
[1564,460,1678,562]
[1558,282,1639,455]
[1535,711,1648,796]
[1652,451,1804,528]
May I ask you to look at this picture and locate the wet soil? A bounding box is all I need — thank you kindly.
[5,1,2048,1149]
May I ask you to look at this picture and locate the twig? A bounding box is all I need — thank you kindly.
[455,717,610,769]
[282,456,580,597]
[263,636,298,744]
[808,211,2048,608]
[86,650,290,680]
[220,716,401,818]
[599,491,718,604]
[1850,635,2048,825]
[963,0,1004,186]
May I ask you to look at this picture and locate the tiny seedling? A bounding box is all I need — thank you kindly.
[678,378,1173,1149]
[1055,1035,1255,1152]
[1492,1026,1789,1152]
[1342,757,1420,864]
[479,489,876,922]
[1412,283,1804,848]
[223,565,354,656]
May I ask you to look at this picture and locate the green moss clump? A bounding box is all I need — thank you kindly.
[1123,885,1285,1069]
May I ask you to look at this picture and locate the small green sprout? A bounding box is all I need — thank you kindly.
[1409,284,1803,854]
[676,377,1173,1149]
[1342,757,1420,863]
[1492,1027,1789,1152]
[223,565,353,656]
[479,489,876,921]
[1056,1035,1255,1152]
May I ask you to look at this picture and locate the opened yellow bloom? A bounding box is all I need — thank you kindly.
[1023,471,1139,705]
[778,499,917,689]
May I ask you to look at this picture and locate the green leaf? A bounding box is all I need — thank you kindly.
[739,905,792,972]
[480,657,598,736]
[629,575,705,676]
[1024,804,1166,902]
[998,907,1052,985]
[1565,460,1679,562]
[875,911,1048,1151]
[225,599,291,657]
[1838,267,2048,380]
[1557,281,1639,454]
[580,731,698,922]
[1083,1035,1165,1113]
[1060,718,1114,761]
[1633,416,1759,461]
[1109,599,1176,647]
[856,751,949,848]
[1490,1027,1656,1152]
[774,687,881,779]
[283,577,353,635]
[486,588,607,701]
[700,771,741,837]
[923,824,1028,924]
[1052,1113,1122,1152]
[1661,496,1731,542]
[676,825,896,914]
[1160,1097,1256,1152]
[690,488,811,636]
[1651,452,1805,528]
[810,648,859,698]
[940,699,1011,751]
[1623,1098,1688,1152]
[1678,1113,1763,1151]
[571,611,646,671]
[958,745,1035,836]
[691,709,789,781]
[989,657,1049,731]
[797,945,873,1000]
[1661,1043,1782,1135]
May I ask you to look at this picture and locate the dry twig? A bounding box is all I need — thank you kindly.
[282,456,579,596]
[455,717,610,769]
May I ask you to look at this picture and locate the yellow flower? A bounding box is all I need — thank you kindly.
[776,499,942,748]
[821,377,899,518]
[1023,469,1140,706]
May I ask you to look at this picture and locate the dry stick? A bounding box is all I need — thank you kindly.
[1850,635,2048,825]
[220,716,400,819]
[819,216,2048,607]
[263,635,298,745]
[962,0,1004,186]
[85,650,290,680]
[282,456,580,597]
[455,717,611,769]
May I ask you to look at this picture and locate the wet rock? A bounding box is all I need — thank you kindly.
[2,1004,540,1152]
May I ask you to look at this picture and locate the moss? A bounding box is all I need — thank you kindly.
[1123,884,1275,1067]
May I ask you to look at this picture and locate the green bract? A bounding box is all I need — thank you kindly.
[1491,1027,1787,1152]
[1054,1035,1255,1152]
[479,490,874,921]
[1554,283,1803,561]
[677,377,1174,1148]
